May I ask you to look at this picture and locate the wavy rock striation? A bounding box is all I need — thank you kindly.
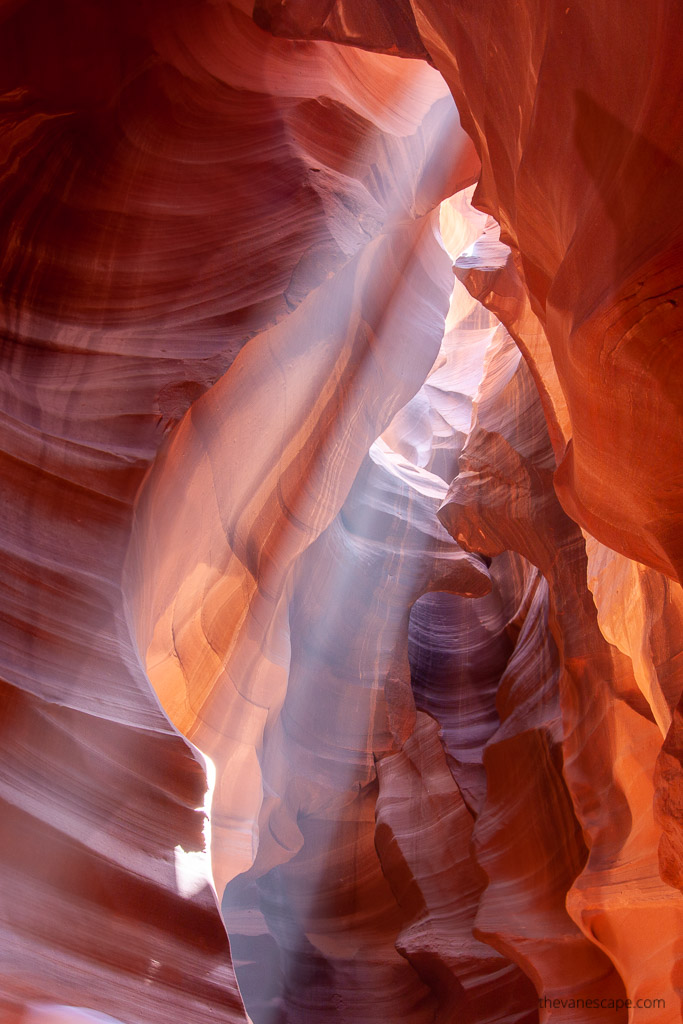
[1,2,682,1023]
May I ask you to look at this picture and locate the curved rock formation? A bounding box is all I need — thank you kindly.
[438,322,683,1021]
[1,1,682,1022]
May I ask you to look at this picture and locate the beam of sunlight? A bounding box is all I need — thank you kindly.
[128,52,496,1024]
[216,110,496,1023]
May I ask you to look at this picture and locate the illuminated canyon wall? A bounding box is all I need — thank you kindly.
[1,2,681,1022]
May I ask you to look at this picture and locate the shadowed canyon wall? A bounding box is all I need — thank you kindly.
[1,2,682,1022]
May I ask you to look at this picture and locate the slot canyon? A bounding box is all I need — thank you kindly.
[1,2,682,1022]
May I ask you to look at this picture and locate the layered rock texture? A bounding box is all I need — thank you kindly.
[1,2,681,1022]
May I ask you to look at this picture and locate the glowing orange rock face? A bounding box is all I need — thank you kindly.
[1,2,682,1023]
[408,0,683,583]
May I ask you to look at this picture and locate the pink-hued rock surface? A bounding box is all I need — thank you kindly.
[1,2,682,1022]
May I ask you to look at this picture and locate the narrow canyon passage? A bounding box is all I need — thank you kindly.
[1,3,682,1024]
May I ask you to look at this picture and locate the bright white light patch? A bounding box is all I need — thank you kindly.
[25,1006,126,1024]
[174,744,216,899]
[174,842,213,898]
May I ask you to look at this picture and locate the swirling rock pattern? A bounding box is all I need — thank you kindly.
[408,0,683,582]
[1,2,682,1023]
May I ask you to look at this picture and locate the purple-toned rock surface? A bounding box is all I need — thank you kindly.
[1,2,682,1022]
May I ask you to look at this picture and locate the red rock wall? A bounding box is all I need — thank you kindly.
[1,2,682,1022]
[412,0,683,580]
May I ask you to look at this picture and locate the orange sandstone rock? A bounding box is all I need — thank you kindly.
[2,2,682,1022]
